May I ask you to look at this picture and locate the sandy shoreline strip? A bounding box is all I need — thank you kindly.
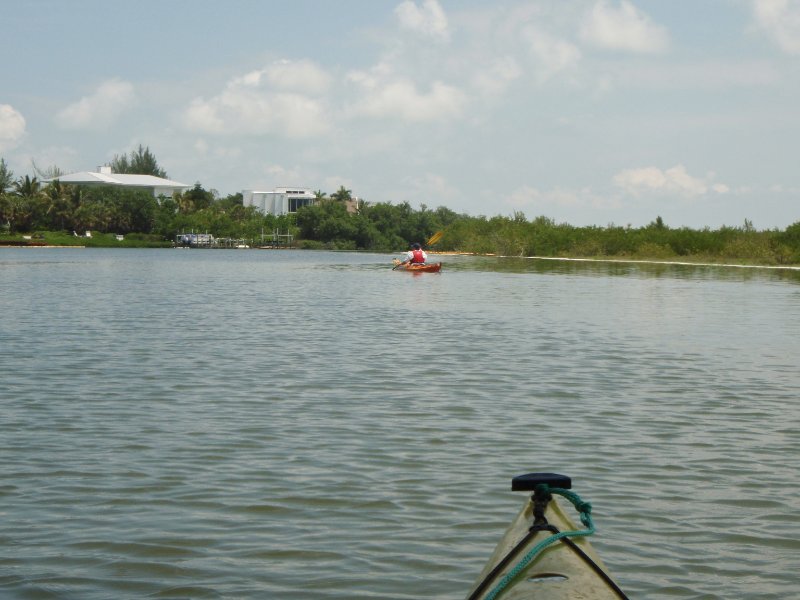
[429,251,800,271]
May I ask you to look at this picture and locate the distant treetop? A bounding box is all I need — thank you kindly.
[111,144,167,178]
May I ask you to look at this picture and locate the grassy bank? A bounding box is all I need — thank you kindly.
[0,231,172,248]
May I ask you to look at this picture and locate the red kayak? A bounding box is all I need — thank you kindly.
[392,259,442,273]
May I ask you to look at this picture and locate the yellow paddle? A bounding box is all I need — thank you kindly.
[426,231,443,246]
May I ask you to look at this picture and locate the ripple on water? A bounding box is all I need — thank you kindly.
[1,250,799,599]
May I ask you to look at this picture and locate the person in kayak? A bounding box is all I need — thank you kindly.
[400,242,427,266]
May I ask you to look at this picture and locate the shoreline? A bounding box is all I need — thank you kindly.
[429,251,800,271]
[3,244,798,270]
[0,244,85,248]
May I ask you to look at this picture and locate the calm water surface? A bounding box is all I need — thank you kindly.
[1,248,799,599]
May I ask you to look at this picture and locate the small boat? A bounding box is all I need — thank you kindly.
[465,473,628,600]
[392,259,442,272]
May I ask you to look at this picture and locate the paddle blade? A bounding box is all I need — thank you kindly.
[427,231,443,246]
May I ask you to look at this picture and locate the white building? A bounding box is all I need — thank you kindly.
[242,187,316,216]
[47,166,190,198]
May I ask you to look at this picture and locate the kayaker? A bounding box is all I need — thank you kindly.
[400,242,427,266]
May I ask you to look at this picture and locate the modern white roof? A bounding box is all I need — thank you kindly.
[244,187,314,195]
[51,171,190,190]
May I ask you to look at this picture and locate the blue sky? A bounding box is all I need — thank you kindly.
[2,0,799,229]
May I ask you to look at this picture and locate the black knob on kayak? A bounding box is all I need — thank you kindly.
[511,472,572,491]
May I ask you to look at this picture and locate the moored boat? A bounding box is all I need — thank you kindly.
[392,259,442,272]
[465,473,628,600]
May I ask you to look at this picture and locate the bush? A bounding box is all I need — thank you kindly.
[721,236,777,264]
[296,239,325,250]
[634,242,676,260]
[125,233,164,242]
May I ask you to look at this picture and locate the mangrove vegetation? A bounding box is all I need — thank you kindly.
[1,153,799,266]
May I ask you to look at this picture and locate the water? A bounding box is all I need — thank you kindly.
[1,248,799,599]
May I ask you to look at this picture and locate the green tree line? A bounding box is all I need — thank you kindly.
[2,150,800,264]
[295,201,800,265]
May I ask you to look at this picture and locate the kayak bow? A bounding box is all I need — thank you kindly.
[466,473,628,600]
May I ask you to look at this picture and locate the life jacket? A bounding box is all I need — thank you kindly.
[411,249,425,263]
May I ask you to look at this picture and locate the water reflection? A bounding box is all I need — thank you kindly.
[435,253,800,282]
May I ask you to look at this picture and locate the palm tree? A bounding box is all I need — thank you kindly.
[13,175,42,199]
[42,180,74,230]
[7,175,45,231]
[74,198,111,232]
[0,158,13,193]
[330,185,352,203]
[175,190,195,214]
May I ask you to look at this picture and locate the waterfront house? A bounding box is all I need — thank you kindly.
[242,187,316,216]
[46,166,190,198]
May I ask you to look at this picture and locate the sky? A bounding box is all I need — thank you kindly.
[1,0,799,229]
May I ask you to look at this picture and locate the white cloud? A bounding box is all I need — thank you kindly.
[347,69,466,121]
[580,1,669,53]
[613,165,728,197]
[184,100,226,134]
[233,59,332,94]
[395,0,450,41]
[508,185,620,213]
[508,185,552,208]
[752,0,800,54]
[0,104,26,151]
[523,27,582,81]
[55,79,136,130]
[182,60,332,138]
[261,163,306,186]
[472,56,523,95]
[403,172,458,201]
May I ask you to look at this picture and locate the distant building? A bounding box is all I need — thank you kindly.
[242,187,316,216]
[46,166,190,198]
[344,198,361,214]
